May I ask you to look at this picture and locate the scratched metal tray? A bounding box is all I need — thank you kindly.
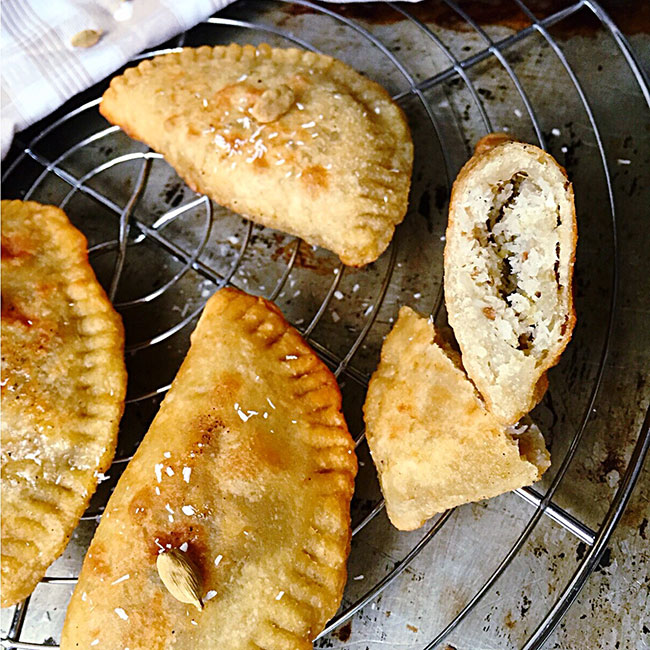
[2,1,649,648]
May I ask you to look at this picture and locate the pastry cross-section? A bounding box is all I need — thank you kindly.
[1,200,126,606]
[363,306,550,531]
[444,134,577,424]
[100,43,413,266]
[61,287,357,650]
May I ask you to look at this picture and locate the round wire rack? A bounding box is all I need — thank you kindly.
[2,1,649,648]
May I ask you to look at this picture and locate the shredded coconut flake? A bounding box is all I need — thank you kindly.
[182,505,196,516]
[182,467,191,483]
[205,590,217,601]
[275,591,285,600]
[114,607,128,620]
[111,574,130,585]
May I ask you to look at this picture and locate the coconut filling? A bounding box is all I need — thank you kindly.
[469,170,564,365]
[507,421,550,475]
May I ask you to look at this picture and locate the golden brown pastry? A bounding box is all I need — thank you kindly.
[1,200,126,607]
[444,134,577,424]
[363,306,550,531]
[100,43,413,266]
[61,287,357,649]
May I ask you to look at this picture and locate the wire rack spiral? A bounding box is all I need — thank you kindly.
[2,1,649,648]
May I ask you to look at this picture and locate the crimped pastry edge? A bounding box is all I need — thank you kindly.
[0,200,127,607]
[99,43,414,267]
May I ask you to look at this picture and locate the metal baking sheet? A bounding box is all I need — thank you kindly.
[1,1,649,648]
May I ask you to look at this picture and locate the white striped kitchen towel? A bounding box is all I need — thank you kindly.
[1,0,419,159]
[1,0,230,158]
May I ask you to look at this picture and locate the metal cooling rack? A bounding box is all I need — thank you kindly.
[2,1,649,648]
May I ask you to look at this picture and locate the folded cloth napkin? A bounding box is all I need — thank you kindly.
[1,0,418,159]
[1,0,234,157]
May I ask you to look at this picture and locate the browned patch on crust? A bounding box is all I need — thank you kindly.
[211,82,263,113]
[85,541,111,579]
[128,485,156,523]
[287,74,312,94]
[397,402,415,417]
[209,372,242,414]
[1,234,34,260]
[1,298,34,328]
[483,306,496,320]
[301,164,329,195]
[474,133,513,156]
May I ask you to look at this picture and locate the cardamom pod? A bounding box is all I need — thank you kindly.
[156,548,204,611]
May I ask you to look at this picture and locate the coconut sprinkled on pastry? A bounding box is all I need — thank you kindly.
[1,200,126,607]
[62,288,356,649]
[100,43,413,266]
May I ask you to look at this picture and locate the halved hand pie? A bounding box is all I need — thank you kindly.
[62,288,357,649]
[1,200,126,606]
[100,43,413,266]
[363,306,550,531]
[444,134,576,424]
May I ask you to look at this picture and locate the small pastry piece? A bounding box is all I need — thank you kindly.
[1,200,126,607]
[100,43,413,266]
[363,306,550,531]
[61,288,357,650]
[444,134,577,424]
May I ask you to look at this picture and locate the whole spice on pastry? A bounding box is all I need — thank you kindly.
[156,548,203,611]
[61,287,357,649]
[99,43,413,267]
